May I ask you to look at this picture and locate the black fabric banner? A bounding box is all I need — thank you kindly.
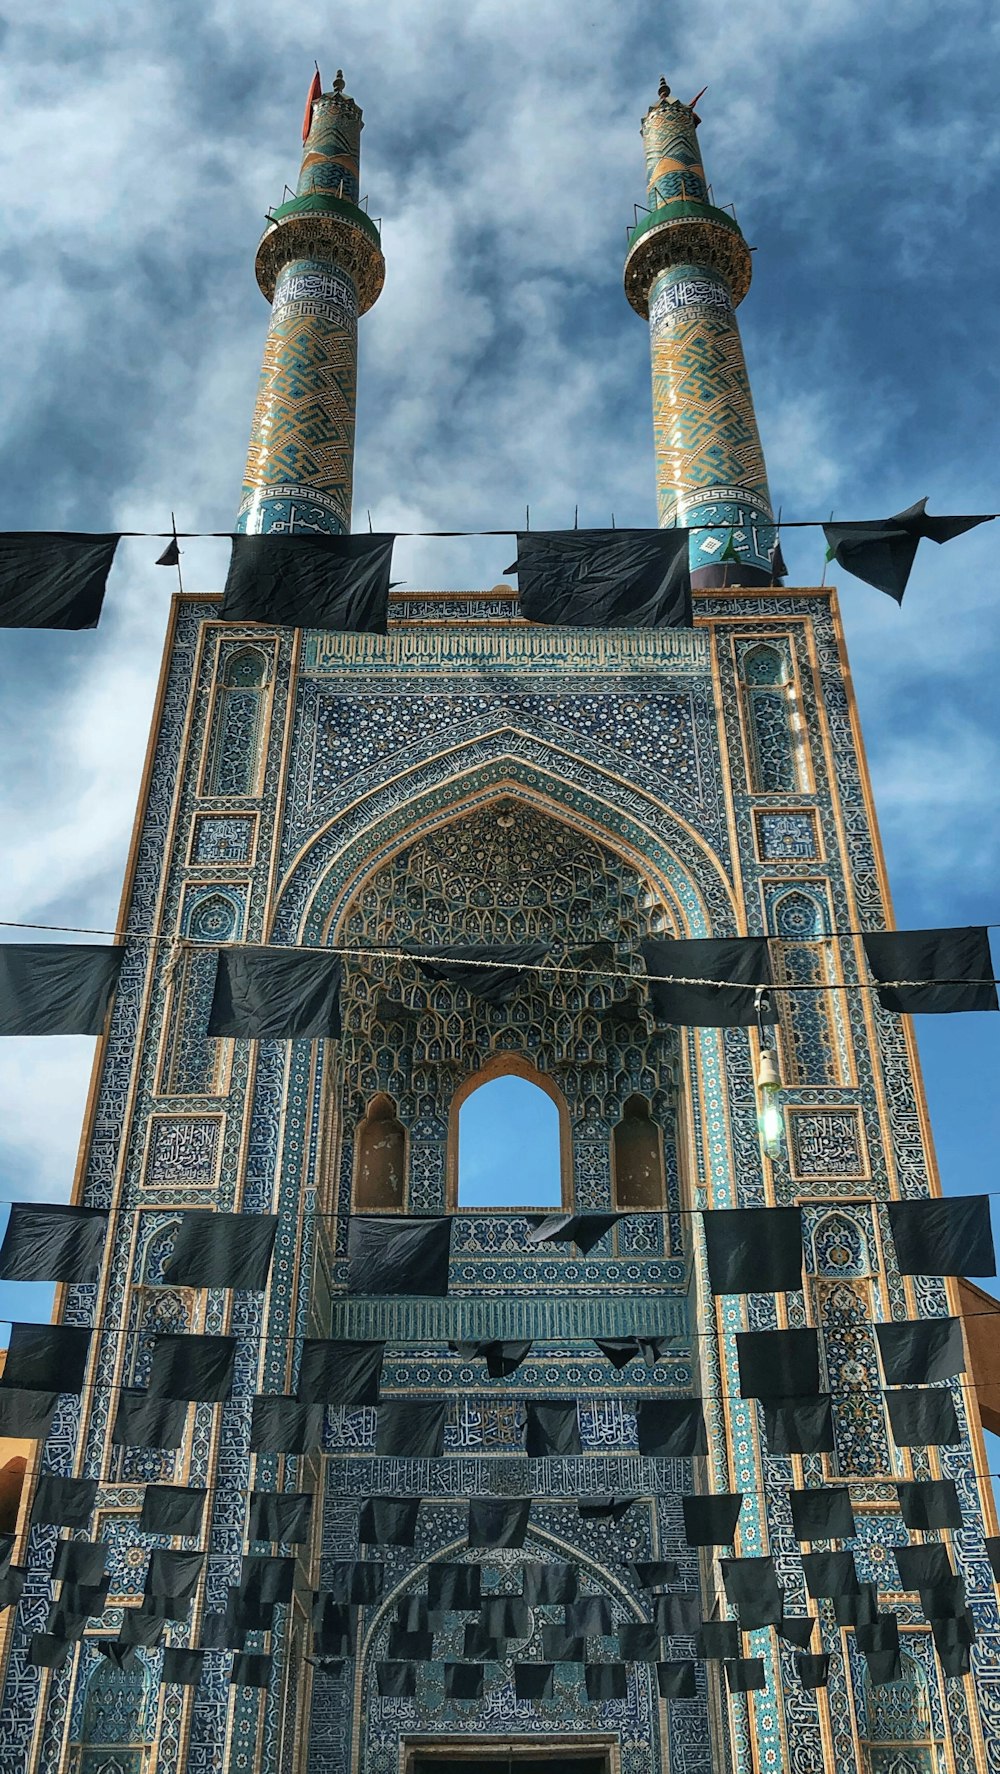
[721,1558,783,1628]
[359,1498,420,1548]
[801,1550,859,1598]
[0,1568,25,1608]
[148,1333,236,1403]
[112,1389,188,1450]
[161,1648,205,1687]
[56,1578,109,1617]
[0,1534,13,1577]
[526,1400,581,1457]
[208,946,343,1040]
[46,1601,88,1642]
[480,1597,529,1639]
[248,1491,313,1545]
[585,1662,628,1700]
[467,1498,531,1548]
[777,1616,815,1649]
[28,1634,73,1670]
[515,1662,555,1700]
[119,1610,166,1647]
[789,1485,856,1543]
[163,1211,278,1291]
[937,1638,973,1678]
[796,1653,831,1689]
[636,1399,707,1457]
[833,1582,878,1627]
[250,1395,323,1454]
[566,1596,613,1636]
[388,1628,434,1661]
[30,1475,97,1529]
[325,1563,385,1605]
[698,1620,740,1660]
[578,1496,636,1522]
[0,1388,57,1439]
[897,1479,962,1531]
[920,1576,967,1622]
[0,1202,108,1284]
[522,1562,578,1604]
[508,528,692,630]
[444,1663,485,1700]
[376,1661,416,1698]
[452,1339,533,1377]
[408,941,550,1004]
[656,1593,701,1637]
[887,1195,995,1278]
[631,1560,680,1589]
[146,1549,204,1601]
[984,1538,1000,1581]
[725,1657,765,1692]
[297,1338,384,1405]
[737,1328,819,1400]
[139,1485,207,1538]
[347,1215,452,1296]
[541,1626,586,1662]
[4,1323,91,1393]
[876,1317,965,1385]
[239,1554,295,1605]
[393,1597,440,1633]
[463,1625,503,1662]
[0,943,123,1036]
[375,1400,446,1458]
[703,1206,803,1295]
[0,533,120,630]
[594,1338,643,1370]
[53,1539,107,1585]
[427,1564,481,1611]
[863,927,997,1015]
[886,1386,961,1446]
[527,1214,619,1255]
[640,936,774,1028]
[682,1493,743,1547]
[895,1543,953,1591]
[822,501,990,603]
[857,1615,899,1655]
[308,1656,347,1678]
[657,1660,697,1699]
[763,1395,834,1454]
[222,532,394,633]
[618,1622,661,1662]
[231,1653,272,1688]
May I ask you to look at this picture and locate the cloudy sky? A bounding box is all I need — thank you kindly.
[0,0,998,1455]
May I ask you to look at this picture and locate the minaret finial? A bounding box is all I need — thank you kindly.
[658,76,670,101]
[333,68,345,95]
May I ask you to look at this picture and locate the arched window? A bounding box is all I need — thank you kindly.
[452,1062,567,1208]
[77,1650,153,1771]
[206,646,269,797]
[354,1094,407,1210]
[742,643,806,793]
[769,888,849,1087]
[612,1095,665,1209]
[863,1650,935,1765]
[160,889,243,1095]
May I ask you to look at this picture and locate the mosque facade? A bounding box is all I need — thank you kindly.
[1,70,998,1774]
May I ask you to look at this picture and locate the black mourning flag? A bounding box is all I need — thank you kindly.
[99,1642,138,1671]
[221,532,394,633]
[936,1636,973,1678]
[789,1486,856,1544]
[393,1598,440,1633]
[886,1387,961,1447]
[250,1396,323,1454]
[631,1561,680,1589]
[163,1211,278,1291]
[239,1554,295,1605]
[0,1388,57,1438]
[326,1562,385,1605]
[579,1496,636,1522]
[698,1620,740,1660]
[31,1475,97,1528]
[541,1626,586,1661]
[721,1558,783,1629]
[657,1660,697,1699]
[619,1622,661,1662]
[777,1616,816,1650]
[876,1317,965,1385]
[359,1498,420,1548]
[375,1400,446,1458]
[682,1493,743,1547]
[887,1196,995,1278]
[857,1615,900,1655]
[53,1539,107,1585]
[298,1338,384,1405]
[139,1485,207,1538]
[920,1576,967,1622]
[824,500,992,604]
[148,1333,236,1403]
[801,1551,859,1599]
[377,1661,416,1697]
[527,1214,619,1255]
[763,1396,834,1455]
[897,1479,962,1531]
[28,1634,74,1670]
[895,1542,953,1591]
[347,1215,451,1296]
[509,528,692,629]
[515,1663,555,1700]
[248,1491,313,1544]
[986,1539,1000,1581]
[119,1610,166,1647]
[231,1652,272,1688]
[833,1583,878,1627]
[585,1662,628,1701]
[737,1328,819,1400]
[309,1656,347,1678]
[428,1564,481,1610]
[463,1625,502,1661]
[480,1596,529,1639]
[796,1653,831,1689]
[4,1323,91,1393]
[467,1498,531,1548]
[209,946,343,1040]
[444,1663,485,1700]
[0,1202,108,1284]
[641,936,774,1028]
[389,1628,434,1661]
[112,1389,188,1450]
[522,1562,578,1604]
[703,1207,803,1295]
[0,944,123,1036]
[526,1400,580,1457]
[0,533,119,629]
[656,1594,701,1636]
[146,1549,204,1601]
[636,1399,707,1457]
[161,1648,205,1687]
[0,1534,13,1576]
[725,1657,765,1693]
[566,1596,613,1636]
[409,941,550,1004]
[0,1568,25,1608]
[452,1339,532,1377]
[863,927,997,1015]
[46,1600,90,1641]
[595,1339,643,1370]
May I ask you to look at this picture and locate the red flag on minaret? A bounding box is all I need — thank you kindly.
[302,69,322,142]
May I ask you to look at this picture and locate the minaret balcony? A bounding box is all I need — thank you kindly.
[624,197,753,314]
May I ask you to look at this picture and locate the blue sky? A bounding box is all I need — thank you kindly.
[0,1,998,1465]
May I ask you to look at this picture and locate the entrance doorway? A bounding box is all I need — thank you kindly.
[407,1751,611,1774]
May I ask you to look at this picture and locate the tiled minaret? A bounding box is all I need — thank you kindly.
[237,69,385,536]
[624,77,776,584]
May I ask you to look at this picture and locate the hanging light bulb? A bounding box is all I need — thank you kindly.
[756,1046,784,1158]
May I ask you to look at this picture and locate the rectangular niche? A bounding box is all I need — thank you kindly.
[144,1114,224,1191]
[786,1106,869,1183]
[753,807,822,862]
[189,812,258,866]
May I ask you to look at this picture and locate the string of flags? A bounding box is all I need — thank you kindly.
[0,503,994,632]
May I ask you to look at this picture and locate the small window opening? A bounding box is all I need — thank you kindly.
[458,1074,562,1208]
